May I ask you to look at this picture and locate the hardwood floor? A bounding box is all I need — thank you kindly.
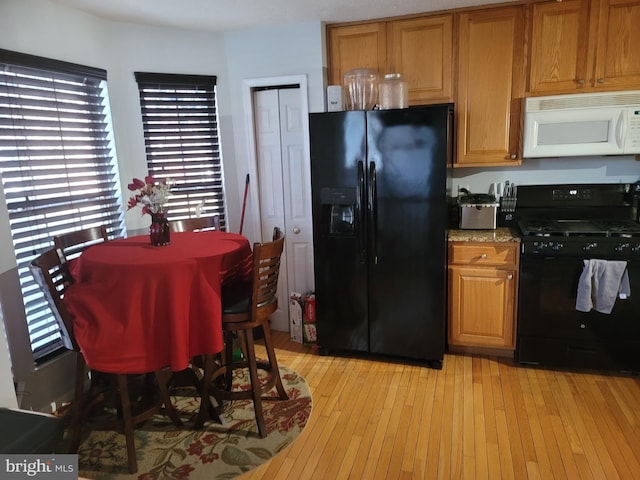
[242,331,640,480]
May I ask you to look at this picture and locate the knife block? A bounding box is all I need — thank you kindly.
[498,197,517,227]
[497,209,516,227]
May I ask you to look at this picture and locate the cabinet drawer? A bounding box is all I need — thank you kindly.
[449,243,517,266]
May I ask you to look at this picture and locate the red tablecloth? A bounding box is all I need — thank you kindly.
[63,231,253,374]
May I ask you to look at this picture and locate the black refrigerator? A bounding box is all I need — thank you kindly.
[309,104,453,368]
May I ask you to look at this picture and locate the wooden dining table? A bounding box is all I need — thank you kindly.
[63,231,253,374]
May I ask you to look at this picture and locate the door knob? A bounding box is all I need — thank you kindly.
[293,227,301,234]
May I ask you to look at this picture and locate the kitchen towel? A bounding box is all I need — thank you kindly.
[575,259,631,314]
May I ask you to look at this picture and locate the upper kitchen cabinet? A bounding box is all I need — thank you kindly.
[528,0,640,95]
[327,15,453,105]
[388,15,453,104]
[327,23,387,87]
[454,5,526,167]
[594,0,640,90]
[528,0,596,94]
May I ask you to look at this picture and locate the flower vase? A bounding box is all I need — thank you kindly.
[149,211,170,246]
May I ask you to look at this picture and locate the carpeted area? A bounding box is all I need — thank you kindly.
[74,366,312,479]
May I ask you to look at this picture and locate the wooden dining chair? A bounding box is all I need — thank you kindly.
[53,225,109,259]
[29,248,182,473]
[169,215,220,233]
[195,227,288,437]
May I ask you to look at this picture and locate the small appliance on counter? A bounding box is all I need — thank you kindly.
[457,189,499,230]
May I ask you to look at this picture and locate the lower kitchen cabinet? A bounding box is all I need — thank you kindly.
[448,241,519,355]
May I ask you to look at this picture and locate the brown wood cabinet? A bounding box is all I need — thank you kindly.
[327,15,453,105]
[388,15,453,104]
[454,5,526,167]
[594,0,640,90]
[448,241,519,354]
[529,0,640,94]
[327,22,387,88]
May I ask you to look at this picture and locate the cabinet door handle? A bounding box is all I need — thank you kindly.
[597,78,605,84]
[480,253,487,259]
[507,274,513,280]
[509,153,517,160]
[576,79,585,85]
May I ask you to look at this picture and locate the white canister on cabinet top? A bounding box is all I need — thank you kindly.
[379,73,408,110]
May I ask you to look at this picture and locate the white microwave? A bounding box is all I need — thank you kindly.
[523,91,640,158]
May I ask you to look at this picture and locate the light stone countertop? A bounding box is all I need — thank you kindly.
[447,227,520,243]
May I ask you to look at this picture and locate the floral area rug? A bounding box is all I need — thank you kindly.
[75,366,311,480]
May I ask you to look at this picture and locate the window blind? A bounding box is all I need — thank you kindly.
[134,73,227,229]
[0,49,125,361]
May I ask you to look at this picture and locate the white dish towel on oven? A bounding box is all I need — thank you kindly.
[575,259,630,314]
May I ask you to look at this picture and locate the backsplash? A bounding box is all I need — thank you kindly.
[451,155,640,196]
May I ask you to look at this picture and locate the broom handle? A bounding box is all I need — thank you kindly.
[239,173,249,235]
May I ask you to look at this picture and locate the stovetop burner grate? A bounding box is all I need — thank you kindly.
[518,218,640,238]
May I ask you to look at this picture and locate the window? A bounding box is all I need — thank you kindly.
[135,73,226,229]
[0,49,125,361]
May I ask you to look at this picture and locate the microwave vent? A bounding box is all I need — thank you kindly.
[526,91,640,112]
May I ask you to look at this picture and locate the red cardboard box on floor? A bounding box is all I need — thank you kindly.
[289,293,304,344]
[302,292,316,347]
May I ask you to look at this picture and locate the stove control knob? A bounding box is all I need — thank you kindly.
[631,244,640,253]
[583,242,597,252]
[614,243,630,253]
[551,242,564,251]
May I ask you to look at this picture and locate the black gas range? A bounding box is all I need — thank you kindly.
[515,183,640,373]
[516,183,640,257]
[518,217,640,258]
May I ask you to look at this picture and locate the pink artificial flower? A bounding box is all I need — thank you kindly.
[127,196,139,209]
[126,175,172,215]
[127,177,146,191]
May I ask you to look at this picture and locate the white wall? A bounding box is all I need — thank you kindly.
[222,22,325,242]
[101,21,230,233]
[452,156,640,196]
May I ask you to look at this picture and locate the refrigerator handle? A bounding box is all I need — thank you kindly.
[357,160,366,263]
[369,161,378,264]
